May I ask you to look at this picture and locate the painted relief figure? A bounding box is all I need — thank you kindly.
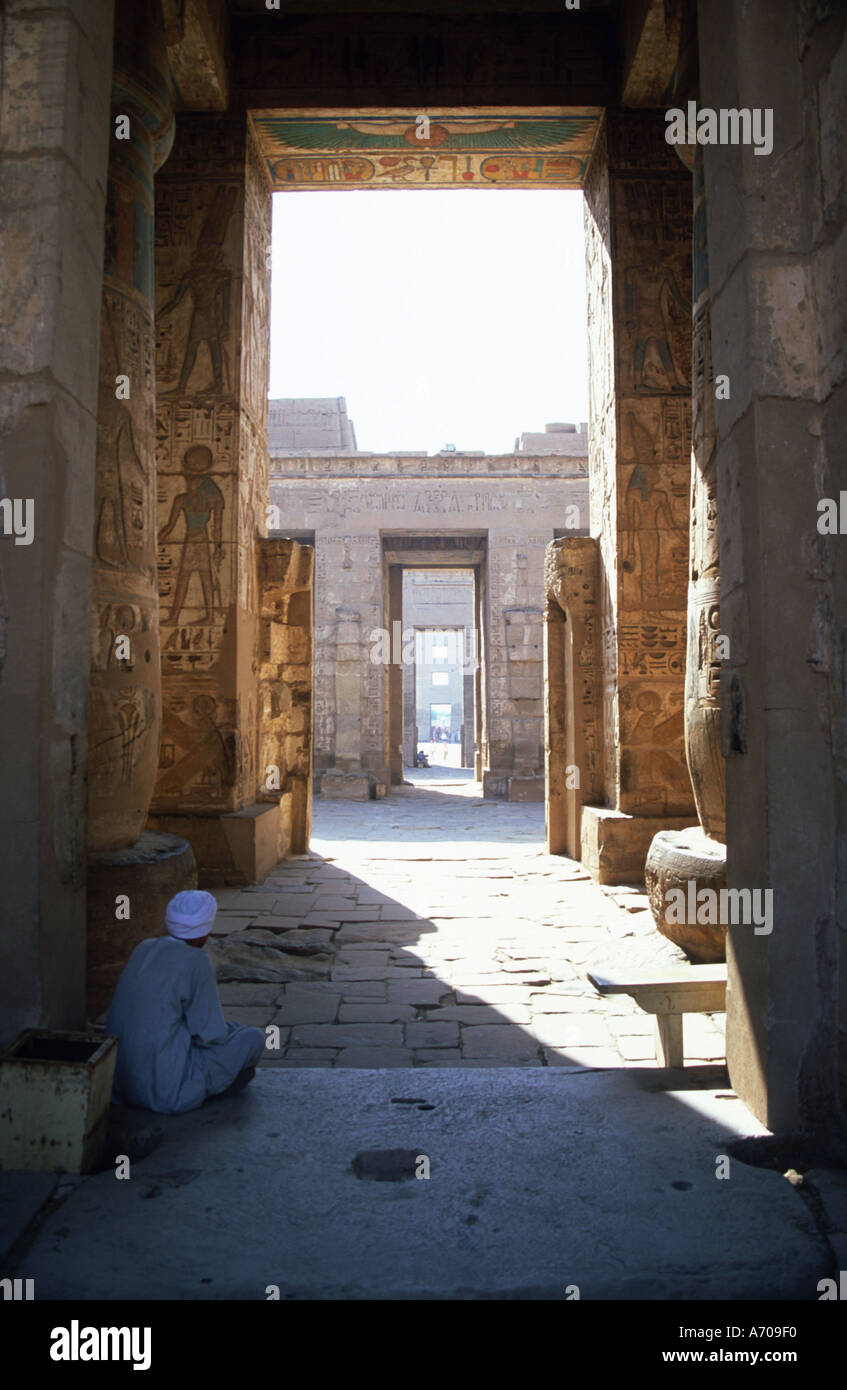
[624,264,689,391]
[158,185,237,395]
[624,465,687,604]
[160,445,224,625]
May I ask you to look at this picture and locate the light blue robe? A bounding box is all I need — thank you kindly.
[106,936,266,1115]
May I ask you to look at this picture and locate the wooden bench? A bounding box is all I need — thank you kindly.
[587,964,727,1068]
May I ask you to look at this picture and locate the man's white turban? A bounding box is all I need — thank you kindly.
[165,890,217,939]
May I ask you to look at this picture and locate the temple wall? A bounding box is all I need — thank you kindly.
[0,0,115,1045]
[699,0,847,1129]
[270,460,587,796]
[149,113,283,882]
[581,107,696,881]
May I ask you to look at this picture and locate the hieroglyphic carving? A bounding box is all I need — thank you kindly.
[156,692,236,807]
[157,184,238,398]
[584,109,694,819]
[153,115,273,828]
[684,142,725,841]
[159,445,225,626]
[619,682,692,817]
[88,5,173,855]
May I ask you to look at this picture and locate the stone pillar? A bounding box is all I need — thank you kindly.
[699,0,846,1130]
[149,114,279,882]
[87,1,171,850]
[544,537,603,861]
[86,0,196,1016]
[462,669,475,769]
[644,135,729,965]
[0,0,115,1045]
[402,656,417,768]
[685,142,725,841]
[474,566,485,782]
[387,563,404,785]
[580,109,696,881]
[257,538,313,858]
[485,539,546,799]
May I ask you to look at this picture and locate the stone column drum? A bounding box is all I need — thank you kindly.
[86,1,196,1018]
[645,141,728,963]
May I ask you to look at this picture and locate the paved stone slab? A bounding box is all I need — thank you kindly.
[332,966,390,981]
[335,1048,410,1067]
[436,1004,533,1025]
[17,1069,824,1300]
[387,980,450,1007]
[461,1026,542,1058]
[543,1047,624,1068]
[224,1006,278,1028]
[218,983,285,1007]
[290,1024,404,1048]
[338,1004,416,1023]
[529,992,603,1014]
[454,985,536,1005]
[0,1173,58,1263]
[607,1035,656,1062]
[341,983,387,1000]
[272,992,341,1025]
[405,1022,460,1048]
[532,1015,614,1049]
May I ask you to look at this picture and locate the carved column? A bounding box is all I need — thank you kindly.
[149,114,279,882]
[88,0,174,853]
[257,538,313,858]
[685,143,725,843]
[644,134,729,965]
[580,109,696,882]
[86,0,196,1019]
[544,536,603,862]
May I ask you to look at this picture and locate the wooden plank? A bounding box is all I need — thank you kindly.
[654,1014,684,1067]
[587,964,726,994]
[627,982,726,1015]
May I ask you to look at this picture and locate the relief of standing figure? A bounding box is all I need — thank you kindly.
[159,445,225,625]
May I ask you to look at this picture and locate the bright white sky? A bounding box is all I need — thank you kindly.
[269,189,588,456]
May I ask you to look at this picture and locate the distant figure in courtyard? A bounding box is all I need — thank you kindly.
[106,890,266,1115]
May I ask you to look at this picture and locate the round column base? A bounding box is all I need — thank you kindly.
[645,827,728,963]
[87,831,197,1020]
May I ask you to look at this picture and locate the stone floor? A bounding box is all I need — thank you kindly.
[209,770,727,1070]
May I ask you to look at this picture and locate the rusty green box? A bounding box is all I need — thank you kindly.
[0,1030,117,1173]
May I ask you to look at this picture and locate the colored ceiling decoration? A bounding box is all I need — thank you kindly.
[250,110,601,190]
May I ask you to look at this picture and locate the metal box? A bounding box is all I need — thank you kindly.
[0,1030,117,1173]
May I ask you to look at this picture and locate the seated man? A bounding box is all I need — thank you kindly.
[106,890,266,1115]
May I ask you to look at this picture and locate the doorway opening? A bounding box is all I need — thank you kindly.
[382,534,487,792]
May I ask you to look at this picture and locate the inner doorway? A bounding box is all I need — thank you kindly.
[403,568,476,773]
[382,534,487,789]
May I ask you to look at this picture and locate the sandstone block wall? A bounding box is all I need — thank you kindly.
[699,0,847,1129]
[269,456,588,794]
[0,0,115,1045]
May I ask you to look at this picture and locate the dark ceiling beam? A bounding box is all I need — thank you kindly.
[229,13,619,109]
[620,0,685,107]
